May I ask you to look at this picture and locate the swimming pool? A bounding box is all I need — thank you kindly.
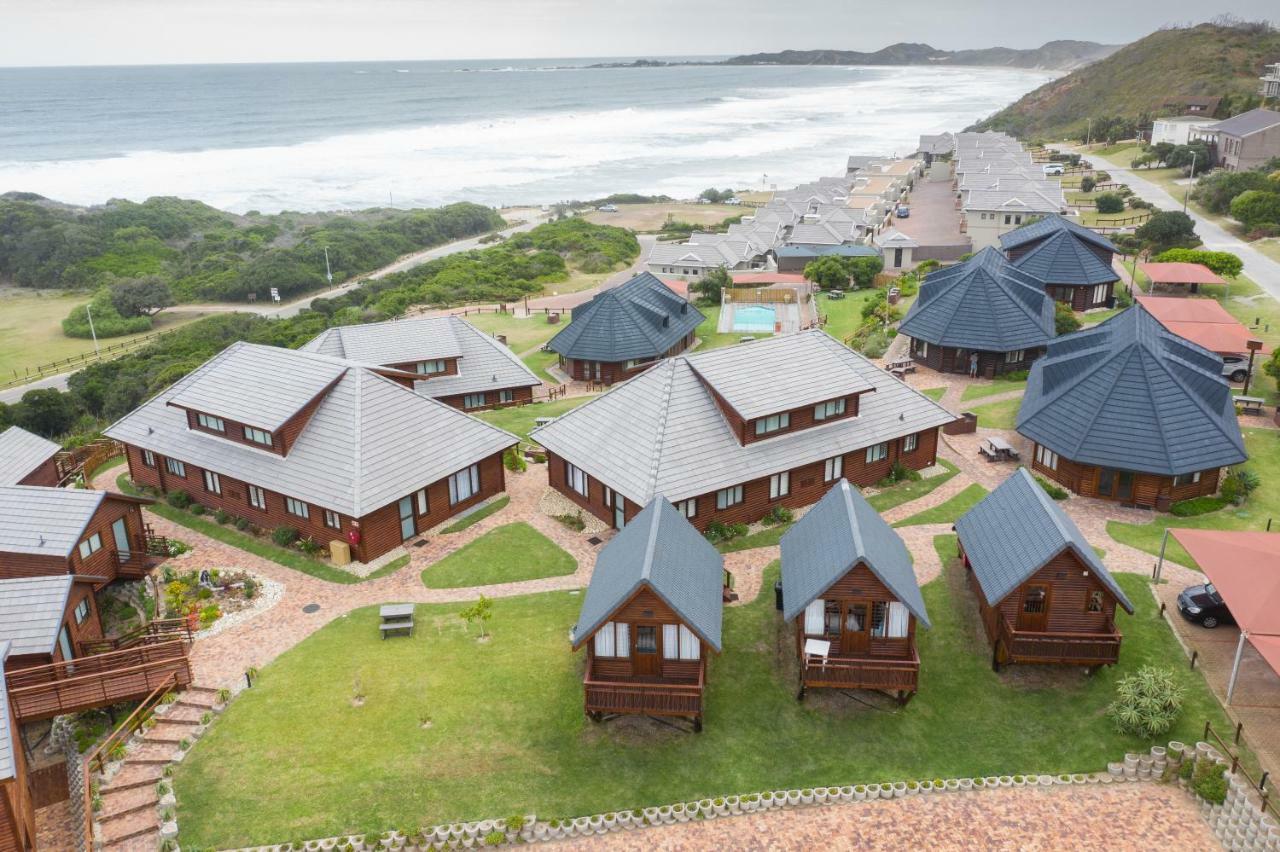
[732,305,776,333]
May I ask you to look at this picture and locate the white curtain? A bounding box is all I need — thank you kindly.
[679,626,700,660]
[662,624,679,660]
[887,603,910,638]
[804,599,824,635]
[614,623,629,656]
[594,622,615,657]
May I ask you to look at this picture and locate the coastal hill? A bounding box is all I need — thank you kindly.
[970,21,1280,140]
[724,40,1119,72]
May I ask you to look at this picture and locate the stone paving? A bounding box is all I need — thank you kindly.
[551,783,1216,851]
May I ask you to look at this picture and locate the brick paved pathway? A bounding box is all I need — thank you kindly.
[551,783,1217,851]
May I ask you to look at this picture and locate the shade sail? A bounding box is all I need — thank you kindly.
[1172,529,1280,638]
[1140,262,1226,286]
[1136,296,1269,356]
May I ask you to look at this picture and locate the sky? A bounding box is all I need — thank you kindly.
[1,1,1276,67]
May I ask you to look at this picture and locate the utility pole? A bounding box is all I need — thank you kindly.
[85,303,101,357]
[1086,118,1092,149]
[1243,339,1263,396]
[1182,151,1198,214]
[324,246,333,285]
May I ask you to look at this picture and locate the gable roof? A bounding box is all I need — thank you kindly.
[998,214,1116,254]
[899,247,1056,352]
[1017,305,1247,476]
[0,486,107,557]
[0,642,12,782]
[571,497,723,651]
[780,480,929,626]
[1202,108,1280,138]
[1136,295,1269,356]
[955,468,1134,613]
[876,229,918,248]
[775,244,881,259]
[1011,229,1120,286]
[0,426,60,486]
[302,316,541,398]
[104,342,518,517]
[0,575,76,656]
[531,330,955,506]
[1139,262,1226,286]
[963,187,1066,214]
[547,273,705,362]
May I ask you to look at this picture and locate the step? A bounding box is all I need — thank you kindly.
[98,784,158,823]
[146,723,194,744]
[99,809,158,849]
[100,763,162,793]
[125,743,179,765]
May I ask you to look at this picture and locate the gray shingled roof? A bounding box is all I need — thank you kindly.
[0,486,106,557]
[1011,229,1120,286]
[105,342,519,517]
[548,273,705,362]
[955,468,1134,613]
[775,244,881,259]
[1202,108,1280,138]
[531,330,955,506]
[899,247,1056,352]
[0,426,61,486]
[963,187,1066,214]
[301,316,540,399]
[780,480,929,626]
[0,641,13,782]
[998,214,1116,254]
[0,575,75,656]
[571,497,723,651]
[1017,305,1247,476]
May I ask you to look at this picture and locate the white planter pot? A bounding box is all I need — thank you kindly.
[1124,754,1140,769]
[532,825,548,841]
[866,784,882,800]
[958,779,974,791]
[657,807,673,825]
[813,789,829,805]
[602,814,617,830]
[714,804,729,816]
[673,808,689,823]
[839,786,856,803]
[918,781,934,794]
[159,792,176,808]
[574,817,591,834]
[1012,777,1027,787]
[945,779,961,792]
[1072,774,1089,785]
[758,795,775,810]
[853,787,867,802]
[726,796,741,814]
[892,782,908,798]
[1038,775,1054,787]
[786,790,801,806]
[643,807,659,825]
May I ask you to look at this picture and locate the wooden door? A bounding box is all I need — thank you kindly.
[841,602,870,655]
[111,517,131,560]
[613,496,626,530]
[1017,585,1050,632]
[632,625,659,677]
[1117,471,1134,502]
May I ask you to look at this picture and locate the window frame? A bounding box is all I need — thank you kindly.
[142,449,156,467]
[675,498,697,519]
[247,484,267,511]
[285,497,310,520]
[77,532,102,560]
[242,426,273,447]
[498,389,514,405]
[74,597,90,625]
[753,412,791,437]
[196,412,226,433]
[902,434,918,453]
[769,471,790,500]
[865,442,888,464]
[202,470,222,495]
[715,485,744,510]
[824,455,843,482]
[324,509,342,530]
[416,359,446,374]
[448,463,481,506]
[165,458,186,477]
[462,393,487,410]
[564,462,588,498]
[813,398,846,421]
[1035,444,1059,471]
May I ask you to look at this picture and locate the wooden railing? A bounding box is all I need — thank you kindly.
[584,664,705,719]
[997,618,1122,666]
[803,646,920,692]
[723,288,797,304]
[6,640,191,722]
[79,618,193,657]
[1204,720,1279,822]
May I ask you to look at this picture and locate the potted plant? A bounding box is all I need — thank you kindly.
[865,783,882,800]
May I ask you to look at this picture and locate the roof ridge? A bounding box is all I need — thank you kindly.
[640,500,664,581]
[351,369,363,513]
[642,360,679,500]
[1065,346,1139,460]
[839,480,866,561]
[1137,333,1240,467]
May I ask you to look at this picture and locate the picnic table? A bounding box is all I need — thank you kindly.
[379,603,415,639]
[1237,395,1265,416]
[979,436,1020,462]
[886,358,916,374]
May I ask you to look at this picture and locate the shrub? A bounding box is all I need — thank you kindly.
[1054,302,1081,335]
[553,512,586,532]
[1114,286,1133,308]
[242,577,257,599]
[271,526,299,547]
[214,508,231,525]
[483,830,505,846]
[1094,193,1125,215]
[188,503,206,516]
[503,446,527,473]
[233,516,250,531]
[165,490,192,509]
[1229,190,1280,229]
[1079,176,1096,193]
[762,506,793,526]
[884,460,920,485]
[1107,666,1184,737]
[198,604,221,628]
[1192,759,1227,804]
[296,536,323,556]
[1170,496,1229,517]
[1220,467,1260,506]
[703,521,748,544]
[1034,475,1068,500]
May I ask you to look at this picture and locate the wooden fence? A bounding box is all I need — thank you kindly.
[1,328,175,391]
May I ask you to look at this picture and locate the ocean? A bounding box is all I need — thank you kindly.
[0,58,1053,212]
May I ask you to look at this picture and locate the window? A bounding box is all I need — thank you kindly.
[142,449,156,467]
[865,442,888,464]
[1004,349,1024,364]
[803,599,825,635]
[416,488,429,515]
[196,413,225,433]
[565,462,588,497]
[754,412,790,436]
[77,533,102,560]
[1173,471,1202,487]
[416,359,446,374]
[870,602,888,637]
[449,463,481,505]
[1023,587,1047,614]
[624,357,656,370]
[917,340,928,359]
[1035,444,1059,471]
[74,598,90,625]
[462,393,486,409]
[592,622,629,658]
[715,485,744,509]
[635,625,657,654]
[202,470,221,495]
[769,472,790,500]
[324,509,342,530]
[1093,283,1109,305]
[247,484,266,510]
[1004,214,1012,225]
[813,398,846,421]
[662,624,701,661]
[243,426,273,447]
[675,498,697,519]
[165,458,186,477]
[902,434,918,453]
[1086,590,1104,613]
[824,455,843,482]
[285,497,310,519]
[603,486,613,508]
[498,389,513,404]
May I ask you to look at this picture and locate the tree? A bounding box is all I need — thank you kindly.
[1191,170,1273,213]
[1152,248,1242,279]
[698,188,733,203]
[1079,176,1096,193]
[803,255,853,290]
[16,388,78,438]
[692,267,730,305]
[1150,142,1175,167]
[110,275,175,317]
[1054,302,1081,336]
[1094,193,1125,215]
[1166,142,1211,174]
[1135,211,1199,253]
[1229,190,1280,229]
[848,255,884,290]
[459,595,494,638]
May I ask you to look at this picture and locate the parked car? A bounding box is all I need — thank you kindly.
[725,197,742,206]
[896,205,910,218]
[1222,355,1252,383]
[1042,163,1065,176]
[1177,582,1236,629]
[597,204,618,212]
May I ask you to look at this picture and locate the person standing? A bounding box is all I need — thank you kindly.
[968,351,979,378]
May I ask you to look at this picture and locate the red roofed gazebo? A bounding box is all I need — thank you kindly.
[1140,262,1226,295]
[1136,295,1269,357]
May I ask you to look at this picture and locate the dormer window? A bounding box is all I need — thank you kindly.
[754,412,790,436]
[243,426,273,447]
[813,399,846,421]
[197,413,225,433]
[417,360,446,374]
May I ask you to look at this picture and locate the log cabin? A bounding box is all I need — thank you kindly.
[0,576,103,671]
[531,330,954,532]
[547,272,704,386]
[301,315,542,412]
[956,468,1135,669]
[570,497,723,730]
[899,247,1055,378]
[104,342,519,564]
[781,479,929,703]
[0,643,35,852]
[0,427,61,488]
[1017,305,1247,509]
[1000,215,1120,312]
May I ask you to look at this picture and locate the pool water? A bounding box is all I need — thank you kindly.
[733,305,776,333]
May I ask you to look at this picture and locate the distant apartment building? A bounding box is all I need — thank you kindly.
[1259,63,1280,101]
[1150,116,1210,147]
[1192,108,1280,172]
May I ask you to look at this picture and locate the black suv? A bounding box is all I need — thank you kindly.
[1177,582,1236,629]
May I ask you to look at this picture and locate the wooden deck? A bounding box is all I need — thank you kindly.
[584,663,705,722]
[995,617,1122,668]
[801,645,920,697]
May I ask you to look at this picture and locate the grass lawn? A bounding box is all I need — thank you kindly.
[919,387,946,402]
[892,483,988,527]
[175,544,1238,848]
[474,396,596,445]
[968,397,1022,430]
[521,349,559,383]
[959,377,1027,403]
[1256,239,1280,265]
[814,290,881,343]
[582,203,742,233]
[1081,307,1126,326]
[556,269,612,296]
[1106,429,1279,570]
[420,522,576,589]
[461,312,560,353]
[365,555,411,581]
[694,305,771,351]
[441,496,510,534]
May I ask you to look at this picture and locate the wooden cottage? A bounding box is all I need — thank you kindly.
[1001,215,1120,311]
[0,576,103,670]
[899,247,1055,378]
[780,480,929,702]
[547,272,704,386]
[956,468,1135,669]
[570,497,723,730]
[0,427,61,488]
[0,643,35,852]
[1017,305,1247,509]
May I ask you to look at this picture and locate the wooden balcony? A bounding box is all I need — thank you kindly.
[584,663,705,722]
[78,618,193,657]
[5,640,192,722]
[995,617,1122,668]
[801,644,920,699]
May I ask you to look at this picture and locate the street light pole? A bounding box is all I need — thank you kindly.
[1243,339,1264,397]
[1182,151,1197,214]
[85,303,100,357]
[1086,118,1092,149]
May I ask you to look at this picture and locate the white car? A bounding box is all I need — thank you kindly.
[725,198,742,206]
[1042,163,1065,176]
[1222,355,1253,383]
[597,204,618,213]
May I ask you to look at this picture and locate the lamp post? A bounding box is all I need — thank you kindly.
[85,303,100,357]
[1182,151,1198,214]
[1242,338,1264,397]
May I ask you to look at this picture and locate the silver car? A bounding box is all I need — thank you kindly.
[1221,355,1252,383]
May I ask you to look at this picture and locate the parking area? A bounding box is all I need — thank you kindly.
[895,178,971,259]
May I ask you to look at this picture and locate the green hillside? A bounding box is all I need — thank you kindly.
[971,22,1280,141]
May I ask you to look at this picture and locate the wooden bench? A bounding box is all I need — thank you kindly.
[1237,396,1265,416]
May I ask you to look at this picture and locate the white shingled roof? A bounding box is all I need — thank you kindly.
[0,641,13,781]
[531,330,955,505]
[0,486,106,557]
[105,342,519,517]
[0,426,60,486]
[0,575,74,657]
